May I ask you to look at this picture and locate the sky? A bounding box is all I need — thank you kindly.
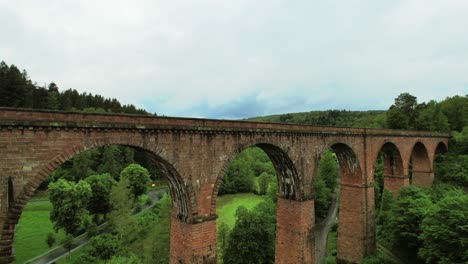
[1,0,467,119]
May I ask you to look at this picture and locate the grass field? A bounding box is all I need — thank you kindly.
[216,193,269,229]
[14,201,66,264]
[324,231,337,264]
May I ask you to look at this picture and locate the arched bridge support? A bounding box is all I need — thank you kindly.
[0,109,450,264]
[275,197,315,264]
[170,214,217,264]
[336,183,375,264]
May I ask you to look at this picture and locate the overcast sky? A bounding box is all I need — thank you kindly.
[1,1,467,118]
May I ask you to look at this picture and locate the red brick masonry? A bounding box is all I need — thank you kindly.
[0,108,449,264]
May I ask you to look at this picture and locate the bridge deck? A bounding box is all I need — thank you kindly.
[0,108,450,138]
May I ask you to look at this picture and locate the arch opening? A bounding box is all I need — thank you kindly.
[256,143,300,200]
[375,142,406,198]
[6,143,187,263]
[214,143,299,264]
[410,142,433,187]
[330,143,362,184]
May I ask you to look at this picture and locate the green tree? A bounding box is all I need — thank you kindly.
[376,190,394,247]
[374,155,384,210]
[223,204,276,264]
[317,150,338,191]
[70,149,99,181]
[386,106,409,129]
[48,179,92,235]
[46,232,55,248]
[416,101,449,131]
[98,145,124,180]
[81,234,120,262]
[219,157,254,194]
[419,190,468,264]
[314,176,331,219]
[108,178,137,248]
[380,186,433,260]
[218,222,230,258]
[393,93,418,128]
[144,194,171,264]
[267,180,278,203]
[440,95,468,131]
[47,83,60,110]
[120,164,151,199]
[257,172,274,195]
[108,254,142,264]
[85,173,115,217]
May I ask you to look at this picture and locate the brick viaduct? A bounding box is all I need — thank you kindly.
[0,108,450,264]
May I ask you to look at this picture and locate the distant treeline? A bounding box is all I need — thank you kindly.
[0,61,149,115]
[248,110,386,128]
[248,93,468,132]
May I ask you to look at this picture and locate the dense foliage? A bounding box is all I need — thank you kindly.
[371,94,468,264]
[223,200,277,264]
[0,61,149,114]
[219,147,275,195]
[314,150,339,219]
[85,173,115,217]
[120,164,151,199]
[48,179,92,236]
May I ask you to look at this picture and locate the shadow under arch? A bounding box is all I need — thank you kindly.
[329,143,363,184]
[374,142,406,196]
[434,141,448,158]
[210,142,301,216]
[410,142,432,187]
[1,142,193,262]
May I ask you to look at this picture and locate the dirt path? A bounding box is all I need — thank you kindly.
[314,186,340,264]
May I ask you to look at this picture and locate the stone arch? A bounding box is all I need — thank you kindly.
[410,142,433,187]
[434,141,448,157]
[374,142,407,195]
[377,142,404,177]
[0,140,193,263]
[210,141,301,215]
[328,143,363,185]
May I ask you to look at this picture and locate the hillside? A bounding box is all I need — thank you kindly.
[246,109,386,128]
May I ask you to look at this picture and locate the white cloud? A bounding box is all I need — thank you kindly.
[1,0,467,118]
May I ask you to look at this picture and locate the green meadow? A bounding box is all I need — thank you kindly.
[14,200,66,264]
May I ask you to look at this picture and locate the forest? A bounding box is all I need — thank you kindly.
[1,61,467,264]
[0,61,149,115]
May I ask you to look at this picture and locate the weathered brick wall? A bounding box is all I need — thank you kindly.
[0,109,450,264]
[170,214,217,264]
[275,198,315,264]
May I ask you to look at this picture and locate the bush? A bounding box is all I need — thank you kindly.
[133,203,142,214]
[84,234,120,261]
[360,253,397,264]
[86,221,100,238]
[46,232,55,248]
[107,254,142,264]
[145,196,153,206]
